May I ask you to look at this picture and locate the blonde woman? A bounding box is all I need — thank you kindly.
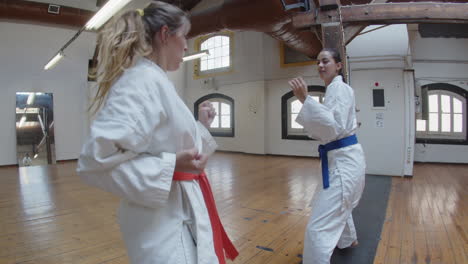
[288,48,366,264]
[77,2,238,264]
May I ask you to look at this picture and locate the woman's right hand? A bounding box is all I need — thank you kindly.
[175,148,209,173]
[288,77,308,104]
[198,101,216,129]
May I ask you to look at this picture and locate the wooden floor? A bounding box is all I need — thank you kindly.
[0,152,466,264]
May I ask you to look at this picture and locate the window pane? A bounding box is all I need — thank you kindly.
[221,56,230,67]
[221,116,231,128]
[207,59,214,70]
[291,114,303,129]
[454,114,463,132]
[214,47,222,57]
[210,115,219,128]
[416,119,426,131]
[429,94,438,113]
[214,36,222,47]
[222,45,229,56]
[207,39,214,49]
[429,113,439,131]
[212,102,219,113]
[200,60,207,71]
[221,103,230,115]
[311,96,319,102]
[291,100,302,113]
[199,36,231,72]
[221,36,229,46]
[214,58,221,68]
[441,95,451,113]
[441,113,451,132]
[453,98,462,114]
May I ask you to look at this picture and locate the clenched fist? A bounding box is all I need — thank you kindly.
[198,100,216,129]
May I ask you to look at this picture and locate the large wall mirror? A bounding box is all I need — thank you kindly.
[16,92,55,166]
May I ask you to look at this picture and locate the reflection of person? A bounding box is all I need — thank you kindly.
[288,48,366,264]
[22,153,32,166]
[77,2,238,264]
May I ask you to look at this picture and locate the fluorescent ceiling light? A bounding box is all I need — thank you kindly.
[44,52,64,70]
[26,93,36,105]
[33,154,38,159]
[85,0,132,30]
[16,108,39,114]
[183,50,209,62]
[18,116,26,128]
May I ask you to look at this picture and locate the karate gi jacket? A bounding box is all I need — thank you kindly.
[77,58,219,264]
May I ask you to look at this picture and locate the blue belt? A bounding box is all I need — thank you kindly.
[318,134,358,189]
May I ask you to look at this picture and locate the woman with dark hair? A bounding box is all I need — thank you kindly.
[288,48,366,264]
[77,1,238,263]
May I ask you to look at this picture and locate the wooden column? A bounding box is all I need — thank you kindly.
[318,0,348,81]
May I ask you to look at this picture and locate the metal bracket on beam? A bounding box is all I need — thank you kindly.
[319,0,338,11]
[280,0,310,12]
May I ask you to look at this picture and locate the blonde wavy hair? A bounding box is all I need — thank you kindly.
[89,1,189,112]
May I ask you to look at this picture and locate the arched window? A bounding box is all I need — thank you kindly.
[194,93,234,137]
[416,83,467,144]
[281,85,325,140]
[194,32,233,78]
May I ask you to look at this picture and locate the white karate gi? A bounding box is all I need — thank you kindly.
[296,75,366,264]
[77,58,220,264]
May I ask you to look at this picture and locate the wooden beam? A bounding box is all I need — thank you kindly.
[343,0,385,44]
[293,3,468,28]
[344,24,367,44]
[319,0,348,80]
[342,3,468,24]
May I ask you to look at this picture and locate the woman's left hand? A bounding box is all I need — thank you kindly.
[198,100,216,128]
[288,77,308,104]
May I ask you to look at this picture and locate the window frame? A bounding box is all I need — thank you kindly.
[193,32,234,79]
[416,83,468,145]
[281,85,325,140]
[194,93,235,137]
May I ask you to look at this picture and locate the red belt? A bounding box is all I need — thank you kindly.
[173,171,239,264]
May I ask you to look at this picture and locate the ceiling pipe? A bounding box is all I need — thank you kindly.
[0,0,94,29]
[188,0,322,58]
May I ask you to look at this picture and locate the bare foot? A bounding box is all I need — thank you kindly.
[336,240,359,249]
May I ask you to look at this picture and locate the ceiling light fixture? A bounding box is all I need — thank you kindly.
[183,50,210,62]
[18,116,27,128]
[44,0,132,70]
[44,52,64,70]
[26,93,36,105]
[85,0,133,30]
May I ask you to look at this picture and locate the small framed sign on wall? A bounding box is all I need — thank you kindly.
[371,82,386,109]
[372,88,385,108]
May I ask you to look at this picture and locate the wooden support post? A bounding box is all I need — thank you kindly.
[319,0,348,81]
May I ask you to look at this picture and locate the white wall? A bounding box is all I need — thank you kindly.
[0,22,96,165]
[409,25,468,163]
[263,34,321,156]
[352,69,406,176]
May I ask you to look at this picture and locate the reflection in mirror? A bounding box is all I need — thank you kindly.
[16,92,55,167]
